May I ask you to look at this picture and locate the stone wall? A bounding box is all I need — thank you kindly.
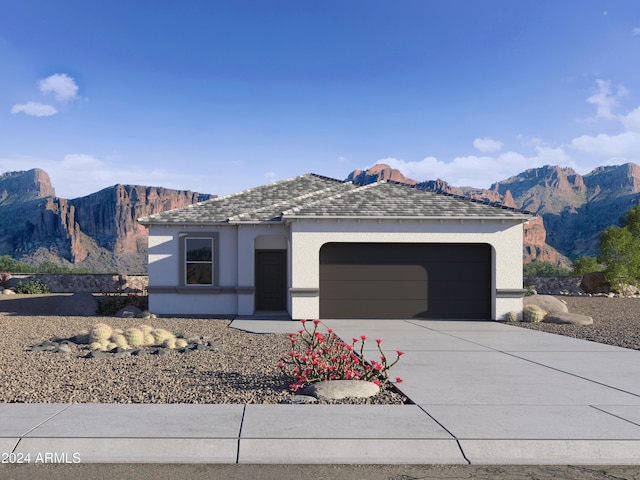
[523,276,584,296]
[4,274,148,294]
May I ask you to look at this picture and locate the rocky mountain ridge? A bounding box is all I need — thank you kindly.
[349,162,640,266]
[3,162,639,272]
[0,169,213,273]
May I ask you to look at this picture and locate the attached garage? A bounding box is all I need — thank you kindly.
[320,242,491,319]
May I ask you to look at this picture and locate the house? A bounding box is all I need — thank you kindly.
[137,173,533,320]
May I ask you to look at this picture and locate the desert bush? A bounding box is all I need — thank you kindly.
[13,280,51,294]
[97,291,148,316]
[523,261,571,277]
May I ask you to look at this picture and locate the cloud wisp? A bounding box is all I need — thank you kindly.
[10,73,80,117]
[10,102,57,117]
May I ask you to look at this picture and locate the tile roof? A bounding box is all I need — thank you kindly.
[138,174,533,225]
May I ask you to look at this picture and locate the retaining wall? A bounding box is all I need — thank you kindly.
[4,274,148,294]
[524,276,584,295]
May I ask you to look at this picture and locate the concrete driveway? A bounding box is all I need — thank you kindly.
[2,318,640,464]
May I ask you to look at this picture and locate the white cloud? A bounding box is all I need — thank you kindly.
[264,171,277,180]
[620,106,640,132]
[571,131,640,158]
[633,27,640,36]
[586,79,628,120]
[569,82,640,161]
[473,137,503,153]
[10,102,57,117]
[39,73,79,102]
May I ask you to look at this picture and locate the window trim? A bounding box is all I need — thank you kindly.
[179,232,219,287]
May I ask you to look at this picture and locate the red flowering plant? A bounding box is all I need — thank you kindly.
[278,319,404,391]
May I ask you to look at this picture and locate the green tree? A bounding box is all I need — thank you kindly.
[571,256,601,276]
[620,204,640,237]
[597,225,640,290]
[0,256,34,273]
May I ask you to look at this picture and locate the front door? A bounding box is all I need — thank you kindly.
[255,250,287,311]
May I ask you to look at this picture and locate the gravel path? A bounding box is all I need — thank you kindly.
[0,295,406,404]
[510,296,640,350]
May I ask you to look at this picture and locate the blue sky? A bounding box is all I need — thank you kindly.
[1,1,639,199]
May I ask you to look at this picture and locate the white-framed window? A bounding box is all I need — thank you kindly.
[180,233,218,286]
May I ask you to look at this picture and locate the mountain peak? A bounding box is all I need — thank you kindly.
[346,163,417,185]
[0,168,56,206]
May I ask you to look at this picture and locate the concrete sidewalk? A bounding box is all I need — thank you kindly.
[3,319,640,464]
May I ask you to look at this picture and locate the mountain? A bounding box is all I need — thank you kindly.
[0,169,214,273]
[347,162,640,266]
[3,162,640,273]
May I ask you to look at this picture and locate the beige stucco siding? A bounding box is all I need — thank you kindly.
[288,218,525,320]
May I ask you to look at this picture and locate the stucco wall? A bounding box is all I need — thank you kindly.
[146,218,525,319]
[146,223,289,316]
[288,218,525,320]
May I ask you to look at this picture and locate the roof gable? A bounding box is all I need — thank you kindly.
[138,174,533,225]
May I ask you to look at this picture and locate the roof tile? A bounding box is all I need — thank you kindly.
[138,174,533,225]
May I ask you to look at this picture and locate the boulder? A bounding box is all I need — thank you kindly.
[115,305,142,318]
[543,312,594,326]
[300,380,380,400]
[56,291,98,316]
[1,288,15,295]
[523,295,569,314]
[580,272,609,294]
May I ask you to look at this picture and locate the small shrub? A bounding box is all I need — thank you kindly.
[279,320,403,391]
[97,291,148,316]
[523,261,571,277]
[13,280,51,294]
[0,271,10,288]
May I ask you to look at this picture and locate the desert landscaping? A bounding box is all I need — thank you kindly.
[0,294,407,405]
[1,292,639,406]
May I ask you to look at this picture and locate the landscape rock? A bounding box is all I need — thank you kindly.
[289,395,318,404]
[115,305,142,318]
[301,380,380,400]
[1,288,15,295]
[56,291,98,316]
[543,312,594,325]
[580,272,610,294]
[524,295,569,314]
[56,343,72,354]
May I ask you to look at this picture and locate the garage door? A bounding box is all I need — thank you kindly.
[319,243,491,319]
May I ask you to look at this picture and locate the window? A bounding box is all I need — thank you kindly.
[184,236,214,285]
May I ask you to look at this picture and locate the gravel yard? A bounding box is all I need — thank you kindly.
[0,295,406,404]
[510,296,640,350]
[2,294,640,404]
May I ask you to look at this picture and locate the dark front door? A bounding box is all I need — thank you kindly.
[255,250,287,311]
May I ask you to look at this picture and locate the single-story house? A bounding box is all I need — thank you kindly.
[137,173,533,320]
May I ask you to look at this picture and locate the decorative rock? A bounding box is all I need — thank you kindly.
[87,350,108,359]
[301,380,380,400]
[56,291,98,316]
[524,295,569,314]
[289,395,318,404]
[115,305,142,318]
[580,272,609,294]
[56,343,72,354]
[2,288,15,295]
[543,312,594,325]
